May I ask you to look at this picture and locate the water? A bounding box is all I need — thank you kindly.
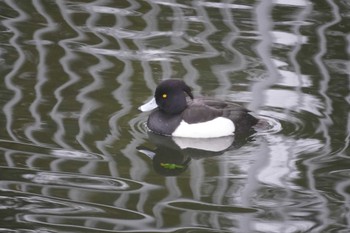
[0,0,349,232]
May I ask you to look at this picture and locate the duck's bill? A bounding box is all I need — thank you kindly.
[138,97,157,112]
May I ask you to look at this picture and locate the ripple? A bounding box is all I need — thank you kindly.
[22,172,143,192]
[166,199,258,213]
[197,2,252,10]
[20,215,153,232]
[274,0,309,7]
[329,169,350,177]
[86,5,142,16]
[23,39,54,45]
[255,115,283,135]
[92,27,183,40]
[0,193,154,232]
[257,110,307,137]
[0,195,101,214]
[81,46,176,62]
[151,0,192,9]
[129,114,149,139]
[0,140,104,161]
[324,59,350,75]
[50,148,103,160]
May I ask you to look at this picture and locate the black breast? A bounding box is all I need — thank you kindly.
[147,111,183,136]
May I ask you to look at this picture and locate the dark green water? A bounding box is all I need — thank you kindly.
[0,0,349,232]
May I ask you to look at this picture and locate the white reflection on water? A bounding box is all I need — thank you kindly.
[276,70,311,87]
[271,31,308,46]
[82,46,176,61]
[87,5,141,16]
[149,0,191,9]
[92,27,183,39]
[257,136,322,188]
[50,149,102,159]
[254,220,314,233]
[196,2,252,10]
[264,89,322,116]
[274,0,309,7]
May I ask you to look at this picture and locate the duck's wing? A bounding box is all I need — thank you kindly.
[186,98,258,133]
[201,98,249,112]
[181,103,222,124]
[182,98,248,123]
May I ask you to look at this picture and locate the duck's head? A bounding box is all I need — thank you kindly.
[139,79,193,115]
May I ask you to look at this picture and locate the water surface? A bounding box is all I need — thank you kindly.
[0,0,350,232]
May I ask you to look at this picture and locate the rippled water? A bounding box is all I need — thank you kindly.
[0,0,349,232]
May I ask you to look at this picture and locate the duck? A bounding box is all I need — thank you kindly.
[139,79,259,138]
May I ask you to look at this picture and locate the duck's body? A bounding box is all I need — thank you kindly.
[139,79,258,138]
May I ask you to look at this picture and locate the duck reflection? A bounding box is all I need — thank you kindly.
[137,132,254,176]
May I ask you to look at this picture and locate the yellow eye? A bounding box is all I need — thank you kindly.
[162,93,167,99]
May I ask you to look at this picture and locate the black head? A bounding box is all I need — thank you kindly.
[155,79,193,115]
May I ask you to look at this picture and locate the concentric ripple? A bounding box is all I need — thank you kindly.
[22,172,141,191]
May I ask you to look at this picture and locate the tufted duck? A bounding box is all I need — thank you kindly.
[139,79,258,138]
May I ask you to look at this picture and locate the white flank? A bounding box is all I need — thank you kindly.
[138,97,157,112]
[172,117,235,138]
